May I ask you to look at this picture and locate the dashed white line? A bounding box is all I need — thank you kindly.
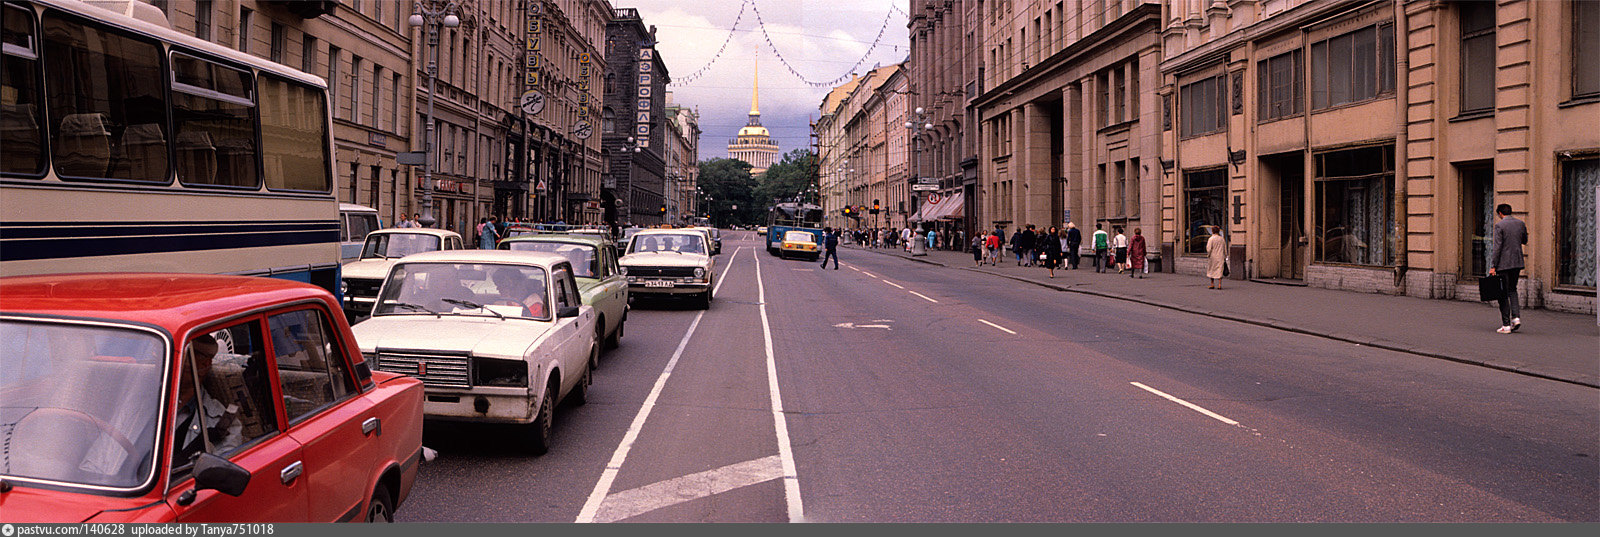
[882,280,904,289]
[1129,381,1240,426]
[860,271,876,278]
[977,319,1017,335]
[848,266,861,272]
[908,291,939,303]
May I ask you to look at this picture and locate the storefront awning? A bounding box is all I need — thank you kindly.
[926,191,964,220]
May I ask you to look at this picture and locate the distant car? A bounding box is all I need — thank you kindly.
[691,226,723,255]
[620,229,716,308]
[756,226,768,236]
[499,234,628,349]
[352,250,599,455]
[339,203,380,262]
[779,230,820,261]
[0,273,424,522]
[341,228,464,319]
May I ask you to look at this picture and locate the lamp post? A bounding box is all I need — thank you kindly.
[905,107,934,231]
[408,2,460,228]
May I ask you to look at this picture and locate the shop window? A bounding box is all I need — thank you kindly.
[1310,23,1395,110]
[1559,158,1598,287]
[1459,1,1495,114]
[1180,74,1225,137]
[1183,168,1227,254]
[1314,145,1395,266]
[1458,163,1493,277]
[1257,49,1303,121]
[1575,0,1600,99]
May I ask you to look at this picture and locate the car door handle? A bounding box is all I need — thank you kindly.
[280,461,303,485]
[362,417,382,436]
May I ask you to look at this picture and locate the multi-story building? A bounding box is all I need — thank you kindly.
[817,64,911,231]
[972,0,1164,260]
[156,0,416,227]
[1158,0,1595,314]
[603,7,670,227]
[523,0,610,226]
[728,67,780,176]
[665,93,701,224]
[816,75,865,230]
[908,0,983,239]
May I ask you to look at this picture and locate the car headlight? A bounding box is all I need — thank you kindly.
[340,280,349,296]
[474,358,529,387]
[618,266,628,276]
[694,267,705,278]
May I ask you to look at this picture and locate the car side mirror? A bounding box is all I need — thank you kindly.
[192,452,251,497]
[557,306,580,318]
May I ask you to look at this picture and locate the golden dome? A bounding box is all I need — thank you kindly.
[738,125,770,138]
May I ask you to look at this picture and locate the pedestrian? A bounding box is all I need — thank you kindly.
[1489,203,1527,333]
[1129,228,1147,278]
[926,227,938,250]
[1041,226,1062,278]
[900,226,913,251]
[479,216,501,249]
[985,229,1002,265]
[1112,226,1129,274]
[1206,226,1228,289]
[1019,225,1037,267]
[1065,222,1082,269]
[1092,223,1109,273]
[820,226,840,270]
[970,234,985,267]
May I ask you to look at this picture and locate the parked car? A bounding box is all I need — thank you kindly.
[619,229,716,308]
[341,228,464,320]
[498,234,628,349]
[779,230,820,261]
[339,203,380,262]
[0,273,424,522]
[351,250,598,455]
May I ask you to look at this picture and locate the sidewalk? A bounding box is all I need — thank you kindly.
[846,243,1599,388]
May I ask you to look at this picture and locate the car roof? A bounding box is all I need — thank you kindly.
[369,228,462,238]
[392,249,572,268]
[500,234,607,247]
[0,273,332,335]
[633,228,707,236]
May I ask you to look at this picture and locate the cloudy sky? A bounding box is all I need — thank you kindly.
[622,0,911,160]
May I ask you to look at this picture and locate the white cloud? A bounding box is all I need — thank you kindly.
[622,0,909,159]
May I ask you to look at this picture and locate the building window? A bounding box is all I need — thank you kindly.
[349,55,362,124]
[371,64,382,126]
[195,0,212,41]
[1314,145,1395,266]
[1180,74,1225,137]
[326,46,340,115]
[1258,49,1303,121]
[602,107,615,133]
[269,23,284,63]
[1559,158,1598,287]
[300,35,316,73]
[237,7,251,53]
[1459,1,1495,114]
[391,72,401,132]
[1459,163,1493,277]
[1183,168,1227,254]
[1310,23,1394,110]
[1575,0,1600,99]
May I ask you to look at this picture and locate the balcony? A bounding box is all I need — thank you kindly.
[614,8,640,20]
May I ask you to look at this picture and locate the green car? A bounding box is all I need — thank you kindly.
[498,234,629,349]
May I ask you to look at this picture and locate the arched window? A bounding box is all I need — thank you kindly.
[602,107,615,133]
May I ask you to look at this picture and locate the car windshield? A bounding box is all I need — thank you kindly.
[0,320,165,490]
[374,262,551,320]
[504,241,597,278]
[784,231,815,242]
[363,233,442,259]
[628,233,706,255]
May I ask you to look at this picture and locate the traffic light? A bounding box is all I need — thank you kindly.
[871,199,881,214]
[842,207,853,216]
[660,205,667,214]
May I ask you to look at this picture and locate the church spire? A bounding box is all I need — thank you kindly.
[750,52,760,116]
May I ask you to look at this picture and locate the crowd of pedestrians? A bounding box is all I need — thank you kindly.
[963,222,1155,280]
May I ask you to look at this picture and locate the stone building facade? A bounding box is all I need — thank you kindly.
[909,0,983,239]
[603,7,670,227]
[665,93,701,224]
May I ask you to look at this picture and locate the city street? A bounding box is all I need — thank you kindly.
[398,231,1599,523]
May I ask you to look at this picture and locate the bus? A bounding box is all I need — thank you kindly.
[0,0,341,298]
[764,202,823,255]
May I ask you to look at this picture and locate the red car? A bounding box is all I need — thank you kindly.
[0,274,424,522]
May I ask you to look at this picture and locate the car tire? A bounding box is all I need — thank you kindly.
[526,386,556,455]
[697,291,712,309]
[606,316,624,349]
[570,356,592,407]
[367,482,395,523]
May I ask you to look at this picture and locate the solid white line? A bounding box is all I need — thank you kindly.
[882,280,904,289]
[908,291,939,303]
[593,456,783,523]
[1128,382,1240,426]
[977,319,1017,335]
[575,247,742,523]
[756,246,805,522]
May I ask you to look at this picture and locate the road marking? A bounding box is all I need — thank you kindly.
[882,280,904,289]
[833,322,892,330]
[576,247,742,523]
[860,271,876,278]
[848,266,861,272]
[908,291,939,303]
[592,456,784,523]
[977,319,1017,335]
[1128,382,1240,426]
[755,247,805,521]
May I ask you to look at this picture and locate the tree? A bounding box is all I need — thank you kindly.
[697,158,760,227]
[758,149,817,204]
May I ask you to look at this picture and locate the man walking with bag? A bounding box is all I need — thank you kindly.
[1489,203,1527,333]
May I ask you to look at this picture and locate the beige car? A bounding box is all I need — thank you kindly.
[620,229,716,308]
[341,228,464,318]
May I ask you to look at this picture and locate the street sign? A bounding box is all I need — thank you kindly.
[916,177,938,185]
[573,120,593,139]
[912,184,939,191]
[396,151,426,166]
[520,90,546,115]
[927,193,943,204]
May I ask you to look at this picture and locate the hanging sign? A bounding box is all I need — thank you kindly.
[635,46,653,147]
[523,1,543,100]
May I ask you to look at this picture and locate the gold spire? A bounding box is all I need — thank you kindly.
[750,52,760,116]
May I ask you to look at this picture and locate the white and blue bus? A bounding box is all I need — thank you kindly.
[0,0,341,297]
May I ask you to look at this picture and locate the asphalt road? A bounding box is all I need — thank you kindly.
[397,231,1599,523]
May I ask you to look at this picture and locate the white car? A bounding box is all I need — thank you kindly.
[341,228,464,318]
[620,229,716,308]
[350,250,599,455]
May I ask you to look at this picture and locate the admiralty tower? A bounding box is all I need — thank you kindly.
[727,61,780,176]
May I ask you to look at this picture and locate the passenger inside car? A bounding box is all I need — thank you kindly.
[488,267,548,318]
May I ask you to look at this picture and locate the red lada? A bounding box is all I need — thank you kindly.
[0,274,424,522]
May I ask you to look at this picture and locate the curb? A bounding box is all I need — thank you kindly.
[845,246,1598,389]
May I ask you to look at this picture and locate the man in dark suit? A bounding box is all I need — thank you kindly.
[1489,203,1527,333]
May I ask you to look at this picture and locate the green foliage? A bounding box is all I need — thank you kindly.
[697,158,761,227]
[757,149,817,205]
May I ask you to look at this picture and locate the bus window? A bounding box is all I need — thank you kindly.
[43,12,168,183]
[172,52,257,188]
[2,3,45,176]
[259,75,330,192]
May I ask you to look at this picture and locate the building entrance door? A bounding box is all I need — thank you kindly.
[1262,154,1306,280]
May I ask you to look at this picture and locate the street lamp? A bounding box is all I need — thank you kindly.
[906,107,935,231]
[409,1,460,228]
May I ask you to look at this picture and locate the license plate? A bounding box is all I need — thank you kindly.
[643,280,674,288]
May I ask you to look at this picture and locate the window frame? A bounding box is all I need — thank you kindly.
[1557,156,1598,288]
[1310,23,1396,112]
[1180,74,1227,138]
[1257,49,1304,122]
[2,1,48,178]
[1182,167,1228,255]
[266,305,361,426]
[168,48,262,190]
[1458,1,1496,115]
[1574,0,1600,100]
[169,315,284,486]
